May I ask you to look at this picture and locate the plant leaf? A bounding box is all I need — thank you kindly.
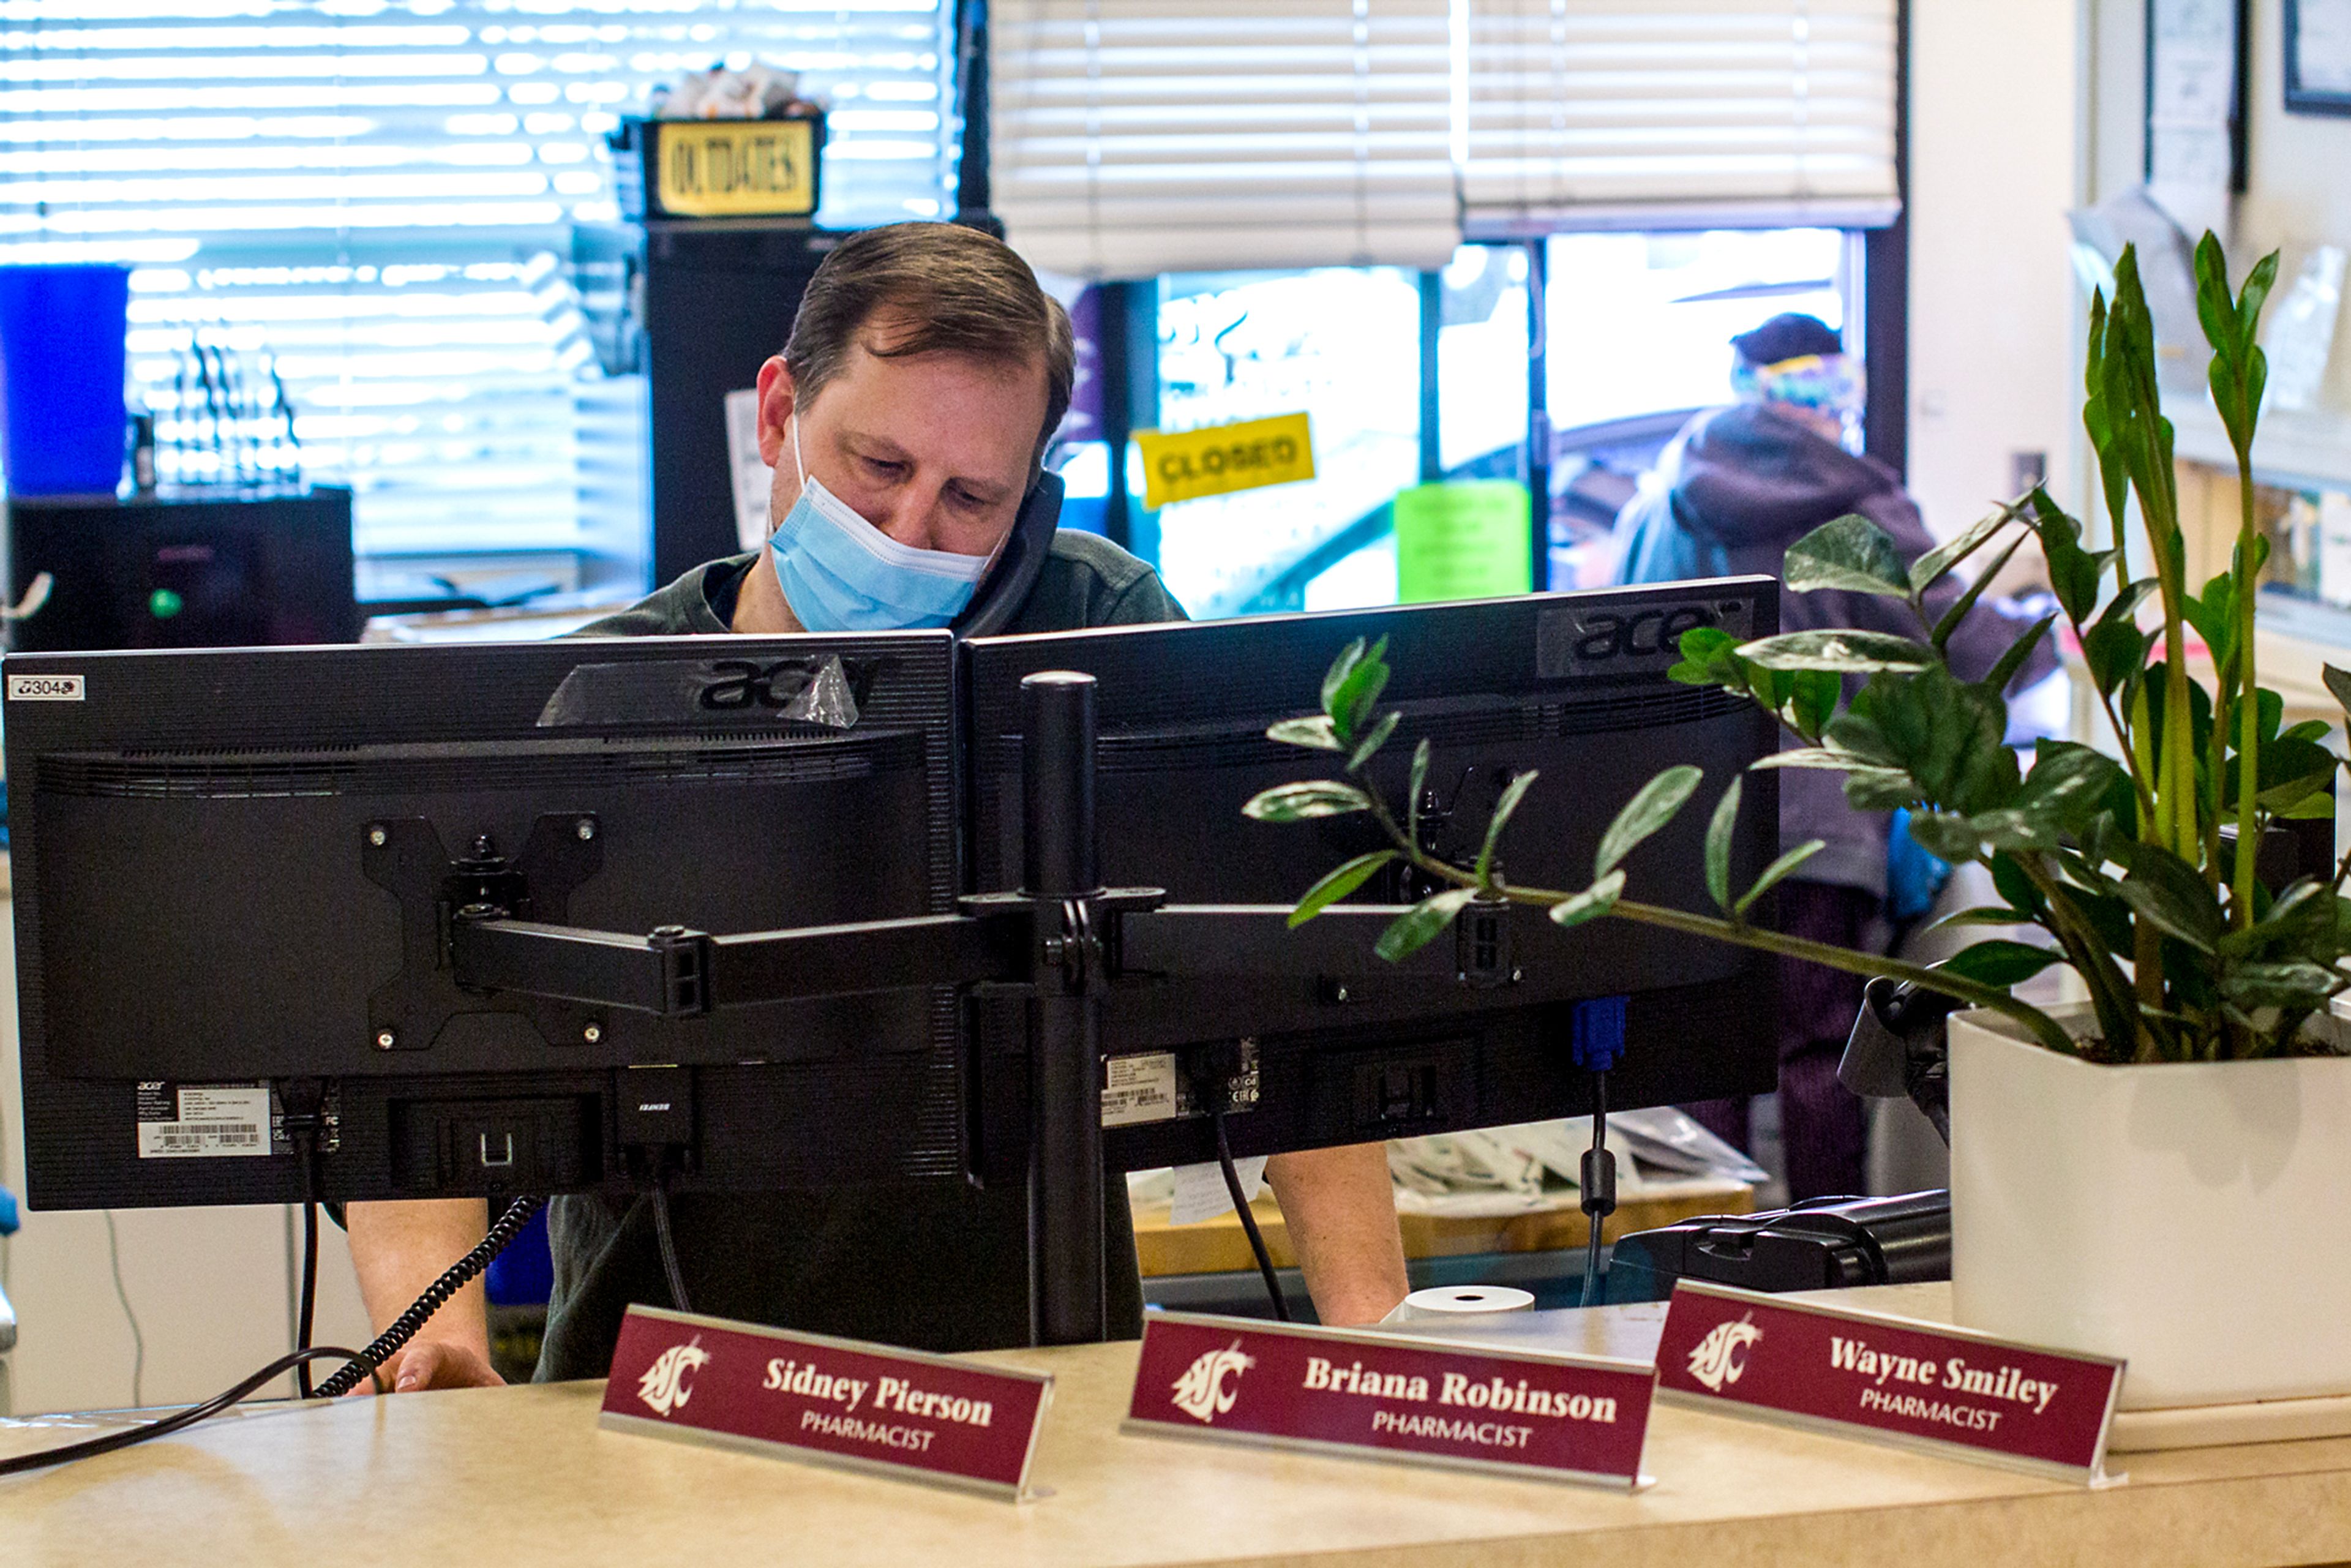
[1288,850,1397,928]
[2028,489,2110,625]
[1938,939,2064,989]
[1548,870,1626,930]
[1667,625,1742,686]
[2082,616,2151,698]
[1374,886,1479,961]
[1983,612,2057,694]
[1777,669,1842,742]
[1734,839,1826,917]
[2323,664,2351,717]
[1346,709,1400,772]
[1406,738,1433,846]
[1910,503,2016,594]
[1243,780,1372,822]
[1319,637,1368,717]
[1736,629,1933,673]
[1749,745,1878,771]
[2117,843,2224,953]
[1704,778,1742,912]
[1594,764,1704,876]
[1475,769,1539,883]
[1782,513,1912,599]
[2222,960,2342,1010]
[1324,636,1390,745]
[1267,715,1343,751]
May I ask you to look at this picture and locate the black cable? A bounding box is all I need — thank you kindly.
[312,1196,545,1400]
[1212,1111,1288,1322]
[1579,1070,1616,1309]
[647,1177,692,1315]
[294,1133,320,1399]
[0,1347,375,1479]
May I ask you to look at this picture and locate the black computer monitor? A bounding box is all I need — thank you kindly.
[962,580,1785,1180]
[6,632,966,1211]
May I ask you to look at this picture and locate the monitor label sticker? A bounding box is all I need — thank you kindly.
[1101,1051,1179,1127]
[1124,1311,1656,1490]
[1654,1281,2124,1485]
[133,1081,340,1159]
[7,673,83,702]
[599,1305,1053,1499]
[134,1082,271,1159]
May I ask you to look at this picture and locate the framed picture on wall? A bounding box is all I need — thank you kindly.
[2147,0,2249,196]
[2287,0,2351,114]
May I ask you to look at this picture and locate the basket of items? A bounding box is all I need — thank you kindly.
[613,64,827,222]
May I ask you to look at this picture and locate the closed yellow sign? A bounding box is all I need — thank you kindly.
[655,119,818,217]
[1135,413,1314,509]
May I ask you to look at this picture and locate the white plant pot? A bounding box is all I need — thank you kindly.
[1949,1006,2351,1411]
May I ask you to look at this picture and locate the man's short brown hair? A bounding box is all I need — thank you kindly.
[784,222,1074,467]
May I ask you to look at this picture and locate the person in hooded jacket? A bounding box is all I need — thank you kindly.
[1609,313,2057,1200]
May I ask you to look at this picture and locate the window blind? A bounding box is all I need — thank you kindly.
[2,0,956,566]
[989,0,1460,279]
[1462,0,1900,233]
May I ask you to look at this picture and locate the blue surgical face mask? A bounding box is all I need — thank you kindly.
[766,416,991,631]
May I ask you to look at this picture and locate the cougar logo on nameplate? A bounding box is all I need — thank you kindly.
[1170,1340,1255,1424]
[636,1337,710,1416]
[1653,1282,2126,1485]
[598,1305,1054,1500]
[1125,1311,1657,1490]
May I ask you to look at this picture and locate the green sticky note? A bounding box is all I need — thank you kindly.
[1393,481,1533,604]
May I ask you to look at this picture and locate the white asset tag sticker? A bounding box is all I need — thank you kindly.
[1101,1051,1179,1128]
[7,673,83,701]
[137,1083,272,1158]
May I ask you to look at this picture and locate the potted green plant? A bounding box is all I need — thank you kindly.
[1246,237,2351,1412]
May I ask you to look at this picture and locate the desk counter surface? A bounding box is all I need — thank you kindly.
[4,1289,2350,1568]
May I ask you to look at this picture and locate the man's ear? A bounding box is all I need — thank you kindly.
[754,355,796,468]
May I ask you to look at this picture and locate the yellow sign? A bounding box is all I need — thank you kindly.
[654,119,818,217]
[1135,413,1315,509]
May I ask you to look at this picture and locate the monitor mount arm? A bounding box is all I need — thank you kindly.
[378,673,1528,1345]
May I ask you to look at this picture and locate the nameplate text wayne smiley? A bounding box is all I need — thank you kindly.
[599,1305,1054,1499]
[1653,1282,2124,1484]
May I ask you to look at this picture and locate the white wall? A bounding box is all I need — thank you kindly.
[0,897,375,1415]
[1905,0,2090,536]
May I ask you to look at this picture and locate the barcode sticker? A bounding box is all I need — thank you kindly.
[136,1082,274,1159]
[139,1121,266,1158]
[1101,1051,1179,1128]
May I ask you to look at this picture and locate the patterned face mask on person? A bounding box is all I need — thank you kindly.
[1730,351,1866,427]
[765,415,991,631]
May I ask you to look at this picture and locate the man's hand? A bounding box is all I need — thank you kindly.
[345,1198,501,1394]
[1264,1142,1408,1325]
[353,1336,506,1396]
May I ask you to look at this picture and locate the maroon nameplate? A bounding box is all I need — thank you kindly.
[1123,1311,1656,1490]
[598,1305,1053,1499]
[1654,1282,2124,1484]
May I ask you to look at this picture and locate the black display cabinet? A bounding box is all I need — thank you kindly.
[639,220,838,588]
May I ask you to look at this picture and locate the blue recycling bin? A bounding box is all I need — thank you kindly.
[0,264,130,497]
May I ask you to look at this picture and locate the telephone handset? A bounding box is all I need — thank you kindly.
[951,469,1065,639]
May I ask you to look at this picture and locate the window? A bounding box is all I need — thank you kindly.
[4,0,959,591]
[1103,228,1863,617]
[1147,266,1423,619]
[1544,227,1849,430]
[1544,226,1857,587]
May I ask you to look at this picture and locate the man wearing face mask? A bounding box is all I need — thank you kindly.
[345,222,1411,1391]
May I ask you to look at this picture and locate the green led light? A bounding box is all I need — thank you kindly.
[148,588,184,620]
